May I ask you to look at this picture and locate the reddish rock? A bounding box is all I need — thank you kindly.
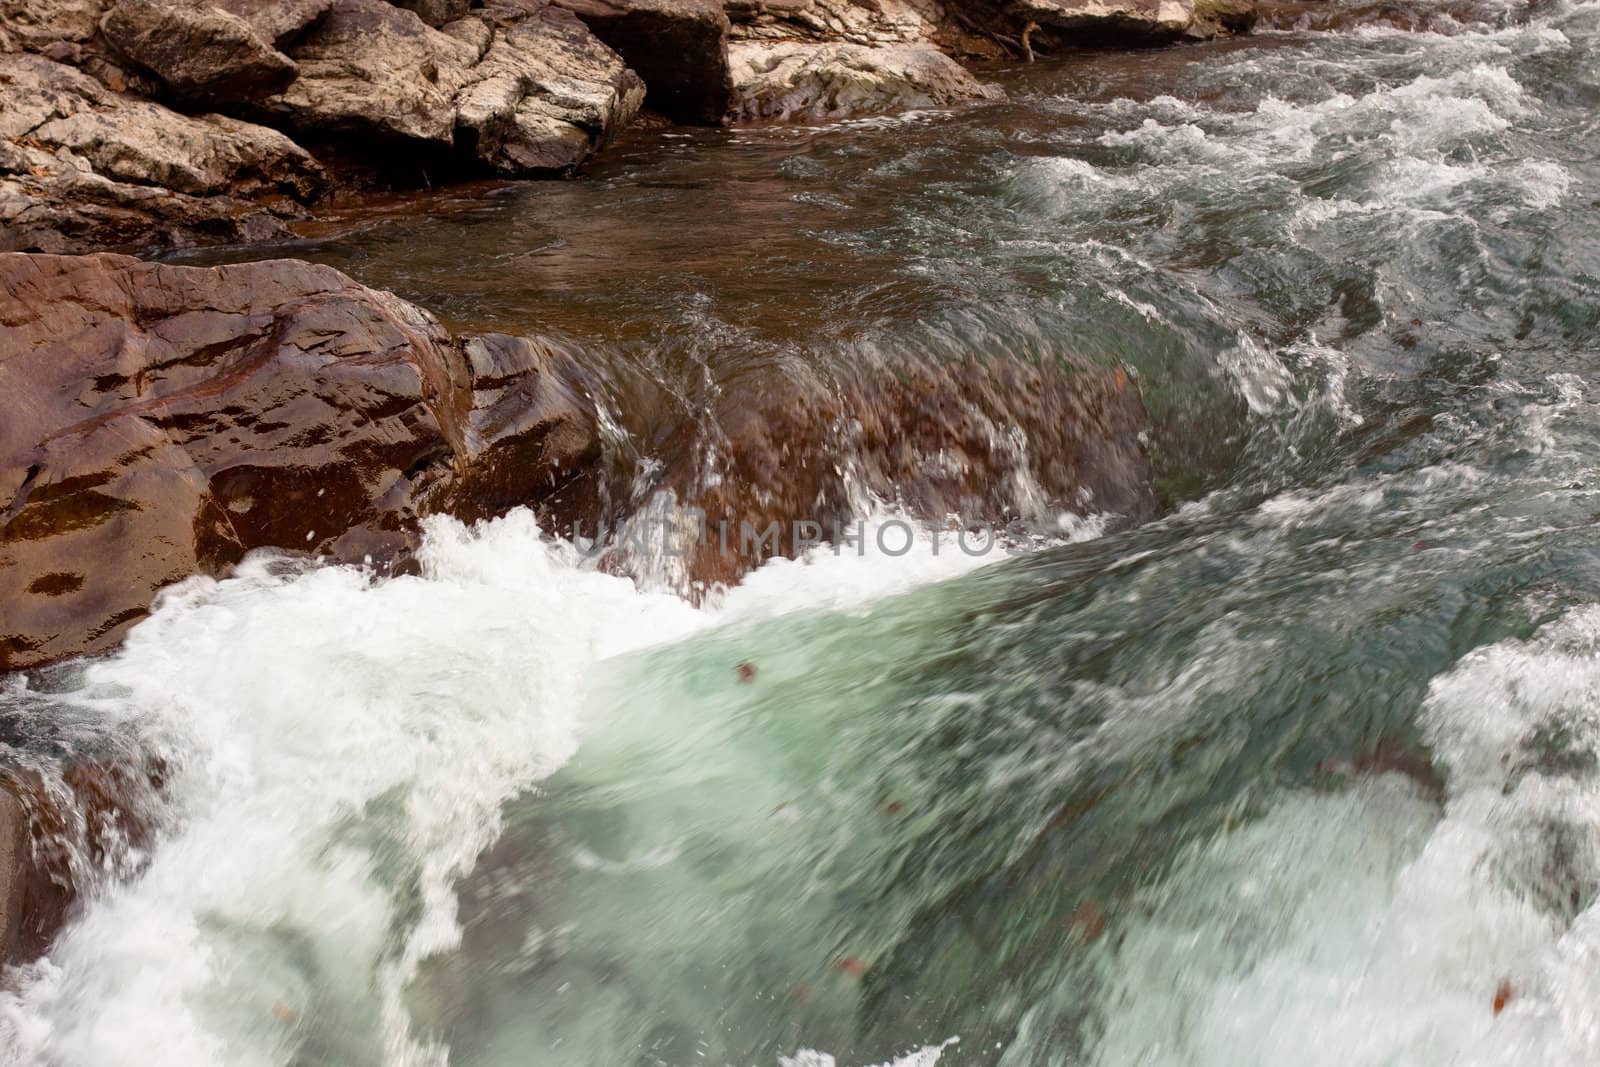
[0,756,164,967]
[632,358,1154,592]
[0,252,600,671]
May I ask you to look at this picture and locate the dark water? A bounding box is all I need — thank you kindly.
[6,2,1600,1064]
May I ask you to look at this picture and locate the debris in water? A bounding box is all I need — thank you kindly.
[833,956,868,978]
[272,1002,296,1024]
[882,800,904,816]
[1493,979,1513,1016]
[1064,899,1107,943]
[737,662,758,683]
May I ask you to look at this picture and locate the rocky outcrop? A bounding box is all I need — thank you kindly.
[0,51,323,251]
[259,0,643,176]
[554,0,730,124]
[100,0,299,106]
[210,0,333,47]
[726,38,999,122]
[0,253,600,671]
[984,0,1196,47]
[720,0,1003,121]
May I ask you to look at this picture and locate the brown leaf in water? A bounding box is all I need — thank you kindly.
[1493,979,1513,1016]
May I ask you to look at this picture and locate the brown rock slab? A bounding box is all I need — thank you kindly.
[0,252,600,671]
[0,51,323,251]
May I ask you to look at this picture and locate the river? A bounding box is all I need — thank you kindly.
[4,1,1600,1063]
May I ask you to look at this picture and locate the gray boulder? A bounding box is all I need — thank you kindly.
[262,0,642,175]
[726,39,999,122]
[100,0,298,105]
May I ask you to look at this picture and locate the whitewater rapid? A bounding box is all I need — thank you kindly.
[0,513,1006,1066]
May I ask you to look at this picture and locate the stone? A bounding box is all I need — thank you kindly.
[393,0,469,27]
[975,0,1196,48]
[725,39,999,122]
[99,0,298,105]
[725,0,945,46]
[555,0,731,124]
[0,52,322,251]
[0,253,600,671]
[0,756,164,968]
[211,0,333,48]
[0,0,109,55]
[1188,0,1255,35]
[258,0,641,176]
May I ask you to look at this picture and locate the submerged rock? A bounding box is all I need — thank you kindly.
[0,253,599,671]
[0,756,164,968]
[639,358,1155,590]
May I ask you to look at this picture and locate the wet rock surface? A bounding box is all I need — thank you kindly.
[622,359,1155,591]
[0,252,599,671]
[0,754,164,968]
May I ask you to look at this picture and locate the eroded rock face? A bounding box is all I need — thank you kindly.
[555,0,730,124]
[211,0,333,48]
[727,39,998,121]
[1002,0,1195,43]
[0,253,600,671]
[0,52,323,251]
[100,0,298,105]
[261,0,643,176]
[725,0,946,46]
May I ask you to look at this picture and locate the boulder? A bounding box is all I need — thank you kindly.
[0,52,323,251]
[393,0,469,27]
[0,253,601,671]
[725,39,999,122]
[99,0,298,105]
[210,0,333,48]
[969,0,1196,48]
[724,0,945,46]
[260,0,643,176]
[555,0,730,124]
[0,0,109,54]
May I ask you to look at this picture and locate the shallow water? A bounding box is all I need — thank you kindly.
[7,1,1600,1064]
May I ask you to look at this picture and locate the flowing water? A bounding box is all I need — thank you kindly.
[6,1,1600,1063]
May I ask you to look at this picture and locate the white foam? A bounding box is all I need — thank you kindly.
[0,508,1019,1065]
[1088,606,1600,1067]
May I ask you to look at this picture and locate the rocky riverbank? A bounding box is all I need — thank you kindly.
[1,0,1261,254]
